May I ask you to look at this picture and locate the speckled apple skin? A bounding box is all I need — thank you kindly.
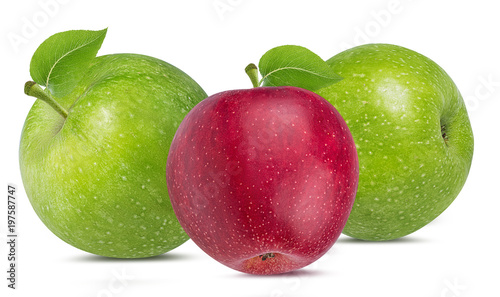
[167,87,359,274]
[316,44,474,240]
[20,54,206,258]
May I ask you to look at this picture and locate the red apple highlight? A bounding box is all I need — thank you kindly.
[167,86,358,274]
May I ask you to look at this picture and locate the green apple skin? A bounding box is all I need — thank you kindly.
[316,44,474,241]
[20,54,207,257]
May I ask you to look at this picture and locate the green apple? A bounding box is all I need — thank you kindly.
[21,52,207,257]
[316,44,474,241]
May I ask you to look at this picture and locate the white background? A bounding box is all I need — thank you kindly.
[1,0,499,296]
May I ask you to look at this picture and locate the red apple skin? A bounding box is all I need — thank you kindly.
[167,87,358,275]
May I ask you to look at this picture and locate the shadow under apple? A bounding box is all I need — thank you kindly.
[68,251,195,263]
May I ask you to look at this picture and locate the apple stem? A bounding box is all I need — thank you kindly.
[245,63,261,88]
[24,81,68,119]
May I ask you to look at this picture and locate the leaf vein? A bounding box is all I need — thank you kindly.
[261,66,338,85]
[45,33,104,88]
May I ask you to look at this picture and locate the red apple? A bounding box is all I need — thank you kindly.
[167,86,358,275]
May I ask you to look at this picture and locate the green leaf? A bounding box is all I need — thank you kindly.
[29,28,107,98]
[258,45,342,91]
